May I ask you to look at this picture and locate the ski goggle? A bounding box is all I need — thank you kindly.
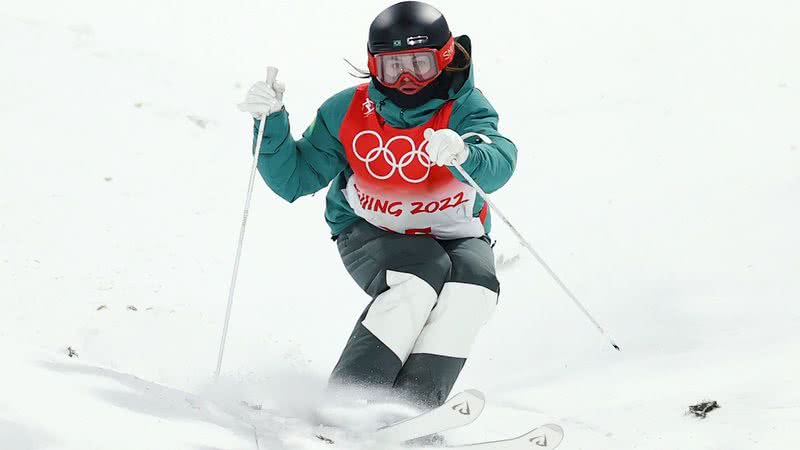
[368,36,456,88]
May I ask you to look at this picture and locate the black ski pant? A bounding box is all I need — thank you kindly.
[329,220,499,409]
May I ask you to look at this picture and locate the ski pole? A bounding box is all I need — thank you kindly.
[215,67,279,379]
[452,163,621,351]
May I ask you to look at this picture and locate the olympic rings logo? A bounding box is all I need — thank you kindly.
[351,130,432,184]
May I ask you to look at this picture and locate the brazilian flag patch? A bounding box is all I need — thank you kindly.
[393,39,402,47]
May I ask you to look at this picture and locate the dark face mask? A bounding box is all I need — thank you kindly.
[373,35,471,109]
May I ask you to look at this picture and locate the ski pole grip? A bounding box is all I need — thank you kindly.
[266,66,278,85]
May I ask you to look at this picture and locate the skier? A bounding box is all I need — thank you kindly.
[239,1,517,410]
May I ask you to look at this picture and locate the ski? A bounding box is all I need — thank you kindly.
[447,424,564,450]
[372,389,486,443]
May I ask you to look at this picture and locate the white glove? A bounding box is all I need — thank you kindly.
[424,128,469,166]
[238,78,285,119]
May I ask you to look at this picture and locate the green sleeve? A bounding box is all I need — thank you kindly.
[448,89,518,193]
[252,87,355,202]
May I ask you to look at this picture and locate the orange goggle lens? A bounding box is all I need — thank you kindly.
[368,36,456,88]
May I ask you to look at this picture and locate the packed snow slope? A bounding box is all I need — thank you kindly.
[1,1,799,449]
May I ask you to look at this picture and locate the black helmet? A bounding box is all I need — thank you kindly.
[368,1,452,54]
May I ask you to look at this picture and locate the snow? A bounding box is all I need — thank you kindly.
[1,0,799,449]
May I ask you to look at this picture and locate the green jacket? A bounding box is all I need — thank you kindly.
[252,68,517,237]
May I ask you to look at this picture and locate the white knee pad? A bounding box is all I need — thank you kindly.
[410,282,498,359]
[362,270,439,363]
